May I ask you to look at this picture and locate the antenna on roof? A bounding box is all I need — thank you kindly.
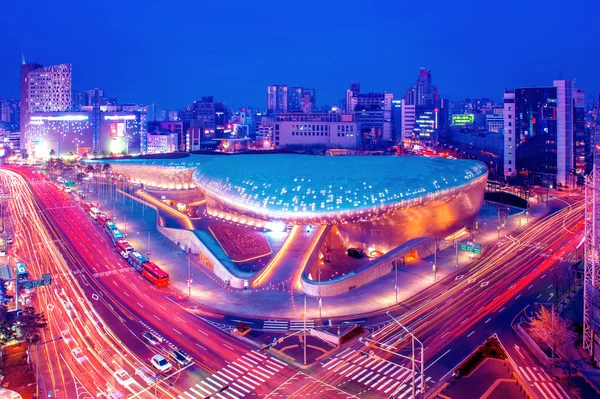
[21,50,26,65]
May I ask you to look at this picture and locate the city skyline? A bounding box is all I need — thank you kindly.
[1,0,599,109]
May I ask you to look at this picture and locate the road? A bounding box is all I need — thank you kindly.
[2,166,298,399]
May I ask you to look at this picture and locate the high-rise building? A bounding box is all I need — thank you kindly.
[20,61,72,155]
[503,80,584,186]
[404,67,439,106]
[288,87,303,112]
[267,85,288,114]
[302,89,316,112]
[86,88,104,106]
[345,83,393,143]
[193,97,216,139]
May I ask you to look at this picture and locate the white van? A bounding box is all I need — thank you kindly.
[89,207,101,219]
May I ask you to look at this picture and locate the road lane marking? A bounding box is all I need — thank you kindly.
[498,307,505,312]
[195,343,207,350]
[528,285,533,289]
[222,343,235,351]
[485,318,492,323]
[537,294,543,299]
[459,317,469,325]
[440,332,449,339]
[173,328,182,335]
[153,315,161,321]
[197,328,208,336]
[136,302,144,308]
[516,294,521,299]
[467,331,475,337]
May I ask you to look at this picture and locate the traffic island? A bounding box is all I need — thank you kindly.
[441,337,527,399]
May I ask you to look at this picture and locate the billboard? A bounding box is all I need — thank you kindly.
[110,123,125,138]
[452,114,475,126]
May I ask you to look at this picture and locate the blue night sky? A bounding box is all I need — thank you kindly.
[1,0,598,109]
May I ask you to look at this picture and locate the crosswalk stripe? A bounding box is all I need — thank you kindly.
[215,371,233,382]
[268,357,288,367]
[240,375,258,387]
[384,381,401,394]
[232,361,249,371]
[540,383,557,399]
[236,358,254,369]
[194,384,212,396]
[215,393,227,399]
[356,356,371,366]
[358,371,374,383]
[534,383,551,399]
[338,347,353,358]
[540,368,551,381]
[252,367,271,380]
[332,360,349,373]
[555,382,570,398]
[257,365,274,376]
[371,375,387,388]
[242,355,258,365]
[183,391,197,399]
[527,367,539,382]
[251,350,268,359]
[201,380,218,391]
[392,367,409,379]
[327,358,345,370]
[365,373,380,385]
[352,369,368,380]
[206,377,222,389]
[384,365,398,375]
[346,366,362,378]
[263,363,279,373]
[247,372,266,383]
[246,352,265,362]
[235,378,254,391]
[322,357,341,368]
[339,364,357,375]
[232,382,250,394]
[378,379,395,391]
[212,373,229,385]
[547,383,564,399]
[228,386,245,398]
[222,367,240,378]
[178,395,187,399]
[345,351,362,362]
[377,362,393,373]
[396,385,413,399]
[519,367,531,381]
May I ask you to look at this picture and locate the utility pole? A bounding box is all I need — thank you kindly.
[304,294,307,365]
[455,239,458,268]
[318,263,322,318]
[147,231,151,259]
[188,238,192,297]
[394,260,399,304]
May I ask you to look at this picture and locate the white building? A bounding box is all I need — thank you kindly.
[146,133,178,154]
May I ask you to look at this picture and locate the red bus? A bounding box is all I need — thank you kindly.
[141,262,169,287]
[83,201,93,212]
[97,214,110,228]
[115,240,134,259]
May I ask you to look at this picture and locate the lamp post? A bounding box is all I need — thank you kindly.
[187,237,192,297]
[318,263,322,318]
[386,312,424,398]
[394,260,399,304]
[37,336,63,398]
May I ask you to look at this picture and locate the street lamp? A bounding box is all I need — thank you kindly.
[386,312,425,398]
[37,336,63,398]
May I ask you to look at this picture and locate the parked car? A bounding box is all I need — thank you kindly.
[113,369,136,388]
[71,347,88,363]
[151,354,172,373]
[142,331,162,346]
[169,349,192,366]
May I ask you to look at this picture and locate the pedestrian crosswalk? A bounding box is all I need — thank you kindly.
[290,319,315,330]
[178,350,288,399]
[321,347,431,399]
[262,320,288,331]
[518,366,570,399]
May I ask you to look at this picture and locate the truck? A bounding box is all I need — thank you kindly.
[88,207,101,220]
[115,240,134,259]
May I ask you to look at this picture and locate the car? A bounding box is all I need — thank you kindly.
[169,349,192,366]
[150,354,172,373]
[142,331,162,346]
[6,235,13,244]
[135,366,156,386]
[71,347,88,363]
[61,300,75,317]
[64,187,72,193]
[113,369,136,388]
[61,329,73,343]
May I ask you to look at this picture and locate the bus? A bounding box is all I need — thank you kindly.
[104,220,117,233]
[97,214,110,228]
[116,240,134,259]
[16,262,29,280]
[127,251,148,272]
[141,262,170,287]
[89,207,101,220]
[107,228,123,245]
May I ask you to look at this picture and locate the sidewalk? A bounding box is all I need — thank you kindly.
[91,182,547,319]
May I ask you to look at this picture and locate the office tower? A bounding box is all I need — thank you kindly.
[86,88,104,106]
[193,97,216,139]
[72,90,86,111]
[302,89,316,113]
[345,83,394,142]
[503,79,584,186]
[20,61,72,155]
[267,85,288,114]
[404,67,439,106]
[345,82,360,113]
[288,87,303,112]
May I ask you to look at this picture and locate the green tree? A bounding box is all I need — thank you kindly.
[0,303,14,367]
[85,165,94,174]
[49,149,56,158]
[16,306,48,348]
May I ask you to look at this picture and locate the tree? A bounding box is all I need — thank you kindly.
[85,165,95,174]
[49,149,56,158]
[530,305,571,366]
[0,303,14,367]
[103,163,112,174]
[16,306,48,348]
